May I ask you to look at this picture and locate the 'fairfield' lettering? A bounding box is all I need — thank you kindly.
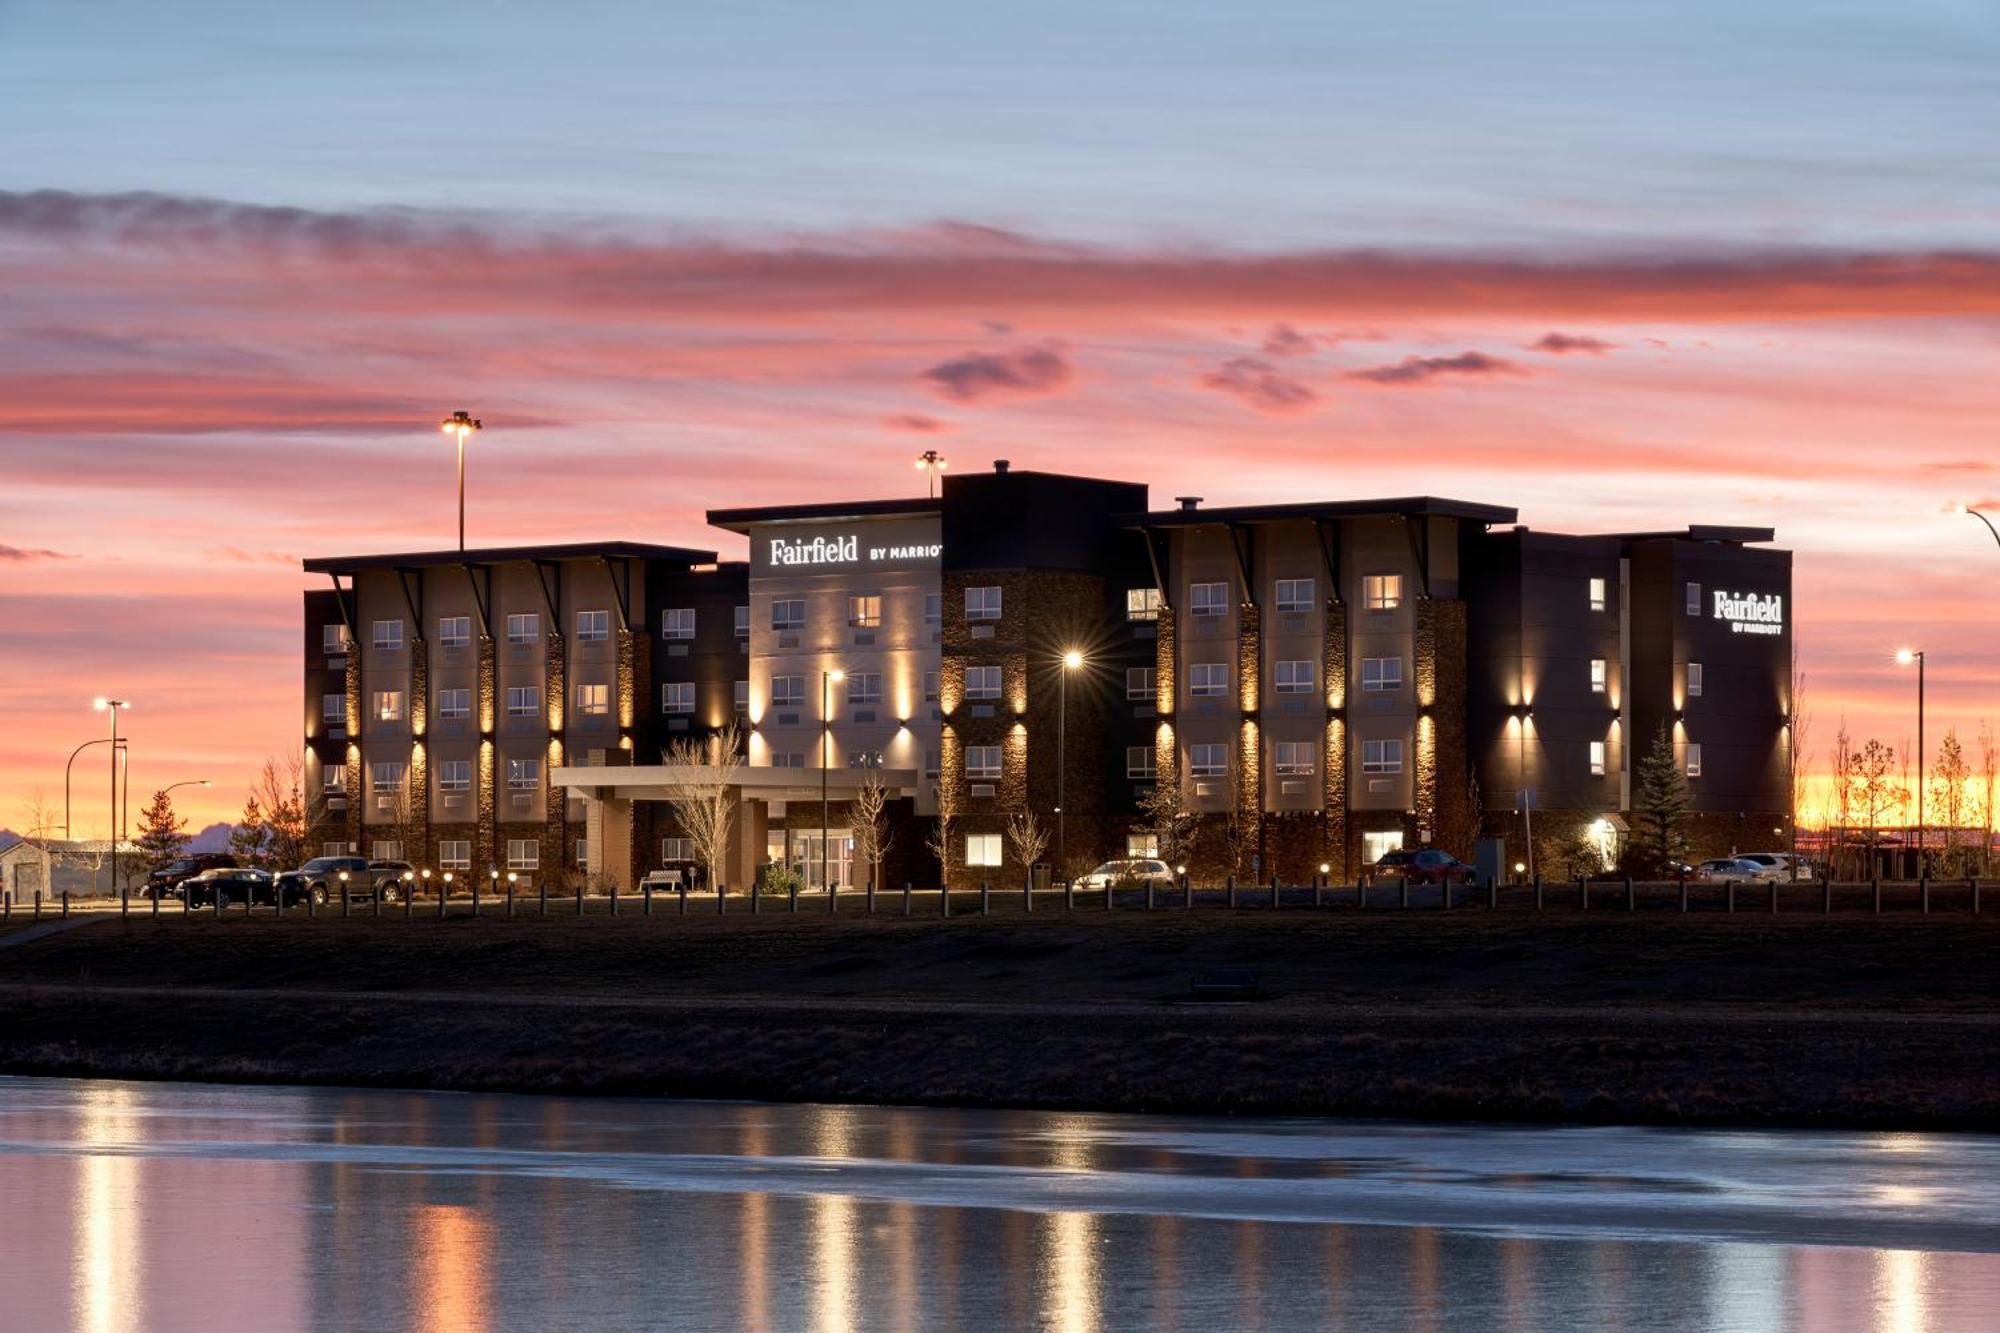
[769,535,859,566]
[1712,590,1784,635]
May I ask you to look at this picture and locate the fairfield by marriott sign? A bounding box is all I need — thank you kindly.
[1713,589,1783,636]
[766,533,943,568]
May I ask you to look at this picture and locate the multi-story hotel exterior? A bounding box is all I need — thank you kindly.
[303,463,1791,887]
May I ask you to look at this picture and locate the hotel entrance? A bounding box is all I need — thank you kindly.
[770,829,854,891]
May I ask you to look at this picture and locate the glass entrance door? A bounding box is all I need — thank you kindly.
[788,830,853,891]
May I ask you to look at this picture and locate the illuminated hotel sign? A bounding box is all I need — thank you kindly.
[764,532,943,568]
[1713,590,1783,636]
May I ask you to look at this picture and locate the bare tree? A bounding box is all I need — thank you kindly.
[847,767,893,890]
[1830,719,1855,879]
[253,753,322,870]
[1789,649,1811,862]
[1003,809,1051,886]
[1980,721,1997,876]
[659,722,745,894]
[1136,776,1200,875]
[1851,738,1900,875]
[12,789,61,902]
[1931,730,1972,875]
[925,780,958,889]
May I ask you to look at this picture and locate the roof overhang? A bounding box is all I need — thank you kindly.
[1119,496,1518,530]
[553,765,923,801]
[707,498,938,535]
[304,541,718,575]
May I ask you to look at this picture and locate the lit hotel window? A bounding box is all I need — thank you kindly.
[1688,662,1704,697]
[439,616,471,649]
[734,680,749,714]
[1686,582,1702,616]
[771,675,803,707]
[772,599,805,631]
[1188,744,1227,777]
[440,841,470,871]
[1126,746,1157,779]
[322,694,343,724]
[846,672,881,705]
[1589,578,1607,612]
[1274,578,1314,613]
[1126,666,1156,701]
[1686,743,1703,778]
[965,666,1001,701]
[1189,663,1228,697]
[662,608,695,640]
[322,768,345,793]
[373,691,404,723]
[1363,575,1402,612]
[1126,587,1161,621]
[662,682,694,714]
[506,686,538,717]
[1275,741,1314,776]
[966,586,1002,621]
[371,761,405,792]
[577,610,610,642]
[1127,833,1160,858]
[1590,659,1607,693]
[373,619,404,651]
[965,833,1002,867]
[507,758,541,790]
[1274,660,1314,694]
[1188,581,1227,618]
[1361,657,1402,692]
[848,595,881,628]
[662,837,693,862]
[923,672,940,703]
[438,761,470,793]
[1361,739,1403,774]
[734,605,750,637]
[1589,741,1606,776]
[966,745,1002,779]
[924,593,942,625]
[507,839,539,870]
[437,688,470,719]
[323,623,351,654]
[506,612,539,645]
[371,840,403,862]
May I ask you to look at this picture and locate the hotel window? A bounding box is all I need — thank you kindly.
[966,586,1002,621]
[323,841,349,859]
[1687,662,1704,697]
[505,612,539,645]
[323,623,351,654]
[1361,657,1403,692]
[1588,577,1607,612]
[1126,666,1156,701]
[576,838,590,871]
[506,686,538,717]
[1363,574,1402,612]
[1274,578,1314,613]
[439,615,471,649]
[662,608,695,640]
[322,766,346,793]
[507,839,540,871]
[373,619,404,651]
[772,599,805,631]
[1126,746,1157,780]
[1188,743,1227,778]
[371,761,405,793]
[1275,741,1315,776]
[439,840,471,872]
[965,665,1002,701]
[1590,659,1607,694]
[734,680,749,714]
[965,745,1002,779]
[1686,582,1702,616]
[770,675,804,707]
[373,690,405,723]
[1189,663,1228,698]
[1686,743,1703,778]
[1126,587,1162,621]
[770,752,806,769]
[848,595,881,628]
[662,682,695,714]
[923,671,940,703]
[1361,739,1404,774]
[924,593,942,625]
[507,758,541,790]
[965,833,1003,867]
[576,610,610,642]
[371,840,403,863]
[1589,741,1606,777]
[437,688,470,719]
[734,605,750,638]
[322,694,344,725]
[438,760,471,793]
[1274,660,1314,694]
[1189,581,1228,618]
[661,837,693,863]
[1127,833,1161,858]
[924,750,940,780]
[847,672,882,705]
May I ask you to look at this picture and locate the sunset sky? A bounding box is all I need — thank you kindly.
[3,1,1997,835]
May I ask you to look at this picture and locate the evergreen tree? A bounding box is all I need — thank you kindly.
[135,789,190,874]
[229,795,269,868]
[1634,723,1691,872]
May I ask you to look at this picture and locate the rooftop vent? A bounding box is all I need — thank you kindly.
[993,459,1010,474]
[1176,496,1203,511]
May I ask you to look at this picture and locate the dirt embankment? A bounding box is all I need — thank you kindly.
[1,910,1994,1128]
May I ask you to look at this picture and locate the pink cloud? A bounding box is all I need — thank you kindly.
[1531,331,1617,355]
[1260,323,1316,357]
[920,341,1073,403]
[884,412,950,433]
[1200,357,1319,414]
[1344,351,1525,385]
[0,545,75,562]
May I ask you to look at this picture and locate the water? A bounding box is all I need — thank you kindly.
[0,1077,1995,1332]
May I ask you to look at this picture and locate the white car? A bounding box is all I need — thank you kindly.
[1693,858,1765,883]
[1075,859,1176,890]
[1737,852,1811,882]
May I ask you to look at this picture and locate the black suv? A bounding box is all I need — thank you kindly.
[180,867,281,909]
[274,855,372,906]
[146,852,238,899]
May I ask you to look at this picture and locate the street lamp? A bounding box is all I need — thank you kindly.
[440,411,482,552]
[914,449,947,498]
[92,699,130,891]
[1896,648,1926,869]
[1058,649,1085,881]
[822,668,844,899]
[1952,503,2000,554]
[63,737,125,839]
[161,779,213,799]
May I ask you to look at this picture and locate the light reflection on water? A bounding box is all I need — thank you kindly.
[0,1075,1996,1333]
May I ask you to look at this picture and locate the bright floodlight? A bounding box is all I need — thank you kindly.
[829,668,845,682]
[92,697,107,710]
[1062,649,1084,670]
[1896,648,1917,666]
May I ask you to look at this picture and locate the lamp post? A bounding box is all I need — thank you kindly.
[63,737,125,839]
[161,779,213,800]
[1953,503,2000,555]
[914,450,947,498]
[1896,648,1926,870]
[1058,649,1084,881]
[440,411,481,551]
[92,699,130,890]
[822,668,844,896]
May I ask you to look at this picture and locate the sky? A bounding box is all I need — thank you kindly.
[2,0,1997,835]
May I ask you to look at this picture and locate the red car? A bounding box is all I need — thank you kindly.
[1371,849,1478,885]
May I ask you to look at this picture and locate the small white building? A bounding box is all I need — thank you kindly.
[0,840,141,902]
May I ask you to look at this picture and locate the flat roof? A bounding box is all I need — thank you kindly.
[706,498,938,533]
[1579,525,1779,545]
[303,540,718,574]
[1123,496,1519,528]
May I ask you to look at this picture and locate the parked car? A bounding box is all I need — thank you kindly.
[364,860,415,903]
[1075,859,1176,890]
[1737,852,1812,882]
[1693,858,1765,883]
[146,852,238,899]
[273,855,372,906]
[179,867,276,908]
[1371,849,1478,886]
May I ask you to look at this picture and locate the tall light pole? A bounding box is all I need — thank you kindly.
[822,668,844,896]
[1954,503,2000,555]
[914,450,947,499]
[92,699,130,890]
[1058,649,1084,880]
[1896,648,1925,869]
[63,737,125,840]
[161,779,214,802]
[440,411,482,552]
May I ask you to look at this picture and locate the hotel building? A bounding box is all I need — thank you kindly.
[303,463,1791,887]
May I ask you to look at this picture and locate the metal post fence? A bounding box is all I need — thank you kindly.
[679,884,688,915]
[1822,879,1831,915]
[1921,876,1930,914]
[62,891,70,919]
[1727,880,1737,913]
[576,880,585,917]
[904,881,912,916]
[610,883,619,917]
[1680,878,1689,913]
[980,880,990,916]
[1872,877,1881,914]
[1627,878,1636,912]
[1227,875,1237,909]
[1399,878,1409,910]
[1770,880,1778,914]
[1271,875,1280,910]
[643,882,652,916]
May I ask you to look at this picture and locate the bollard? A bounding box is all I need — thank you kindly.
[1770,879,1778,915]
[121,887,129,920]
[679,884,688,915]
[1627,878,1636,912]
[1872,876,1881,914]
[404,887,414,920]
[1228,875,1237,909]
[1315,875,1325,909]
[790,881,799,914]
[644,882,653,916]
[752,878,762,915]
[610,883,619,917]
[537,880,547,916]
[1105,875,1115,912]
[437,884,447,918]
[1399,879,1409,910]
[1487,876,1497,910]
[473,880,482,917]
[1921,876,1930,915]
[902,880,912,916]
[1358,878,1368,910]
[1578,877,1587,912]
[829,879,837,915]
[942,881,951,918]
[2,890,8,922]
[309,885,317,920]
[1680,877,1689,913]
[1972,877,1981,916]
[1023,875,1032,915]
[980,880,990,916]
[1271,874,1280,910]
[1146,879,1156,911]
[62,891,70,919]
[1822,878,1831,915]
[341,883,351,918]
[34,890,43,921]
[1066,880,1075,912]
[576,881,585,918]
[153,886,160,919]
[1440,878,1450,911]
[1727,880,1736,913]
[868,876,877,915]
[1533,876,1543,911]
[373,886,382,919]
[717,881,725,916]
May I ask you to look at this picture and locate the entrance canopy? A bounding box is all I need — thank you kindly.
[552,764,922,803]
